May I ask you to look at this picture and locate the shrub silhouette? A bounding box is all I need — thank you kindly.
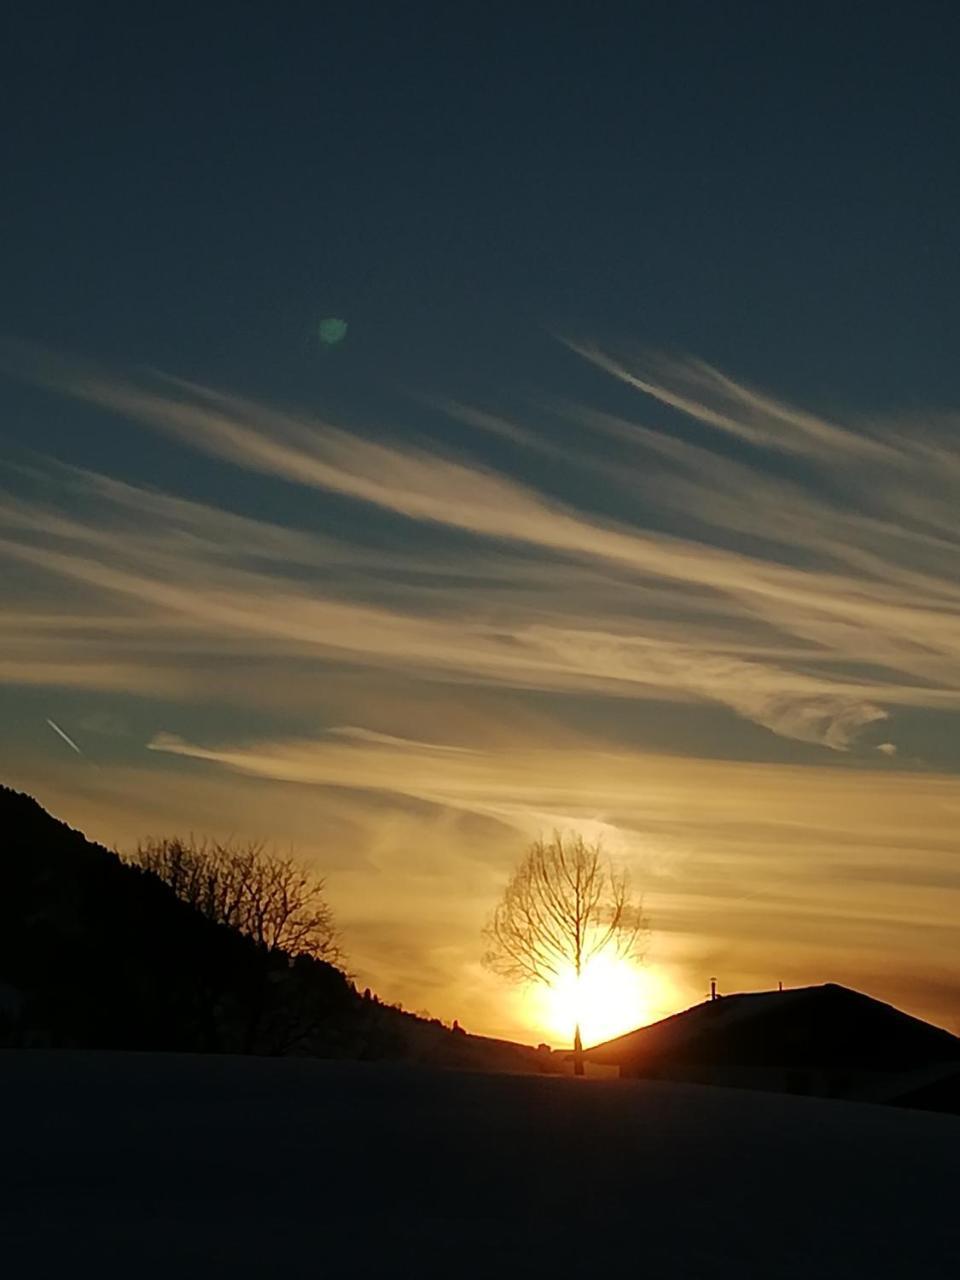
[134,835,342,963]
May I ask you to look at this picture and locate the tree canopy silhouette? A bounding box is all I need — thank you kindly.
[134,836,341,964]
[483,832,646,1074]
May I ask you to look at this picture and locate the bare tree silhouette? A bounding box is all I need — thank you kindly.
[483,832,646,1075]
[135,836,341,964]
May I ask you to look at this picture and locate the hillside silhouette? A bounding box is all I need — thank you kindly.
[584,983,960,1111]
[6,784,958,1105]
[0,786,546,1071]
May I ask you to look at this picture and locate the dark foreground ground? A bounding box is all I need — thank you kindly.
[2,1053,958,1278]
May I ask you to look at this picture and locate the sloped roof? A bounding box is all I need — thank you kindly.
[586,983,960,1071]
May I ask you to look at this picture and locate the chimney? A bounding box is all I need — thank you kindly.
[710,977,717,1001]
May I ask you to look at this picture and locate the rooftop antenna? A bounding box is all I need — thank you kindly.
[710,977,718,1002]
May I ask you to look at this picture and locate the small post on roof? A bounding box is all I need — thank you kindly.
[710,977,717,1001]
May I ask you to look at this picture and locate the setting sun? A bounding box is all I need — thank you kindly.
[525,954,665,1048]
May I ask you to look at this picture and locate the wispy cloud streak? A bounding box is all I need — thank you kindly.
[3,340,960,751]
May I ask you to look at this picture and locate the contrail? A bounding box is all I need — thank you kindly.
[46,717,84,757]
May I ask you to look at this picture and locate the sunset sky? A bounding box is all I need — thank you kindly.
[2,5,959,1042]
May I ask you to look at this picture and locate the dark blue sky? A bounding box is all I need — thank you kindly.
[4,2,960,425]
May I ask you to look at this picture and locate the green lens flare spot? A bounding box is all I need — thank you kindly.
[318,317,348,346]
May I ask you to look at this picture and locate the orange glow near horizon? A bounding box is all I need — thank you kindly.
[523,954,668,1049]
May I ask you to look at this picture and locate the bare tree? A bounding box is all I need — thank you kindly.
[483,832,645,1075]
[135,836,342,964]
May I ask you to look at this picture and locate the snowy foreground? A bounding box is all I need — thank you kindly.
[2,1053,957,1278]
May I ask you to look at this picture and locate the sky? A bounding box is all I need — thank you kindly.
[2,3,960,1042]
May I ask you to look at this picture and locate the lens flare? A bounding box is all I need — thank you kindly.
[318,317,348,346]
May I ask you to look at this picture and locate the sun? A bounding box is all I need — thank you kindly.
[524,953,663,1048]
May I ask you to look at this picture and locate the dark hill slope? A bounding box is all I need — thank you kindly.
[587,984,960,1077]
[0,785,358,1054]
[0,786,549,1071]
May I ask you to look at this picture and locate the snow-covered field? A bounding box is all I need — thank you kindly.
[2,1052,957,1277]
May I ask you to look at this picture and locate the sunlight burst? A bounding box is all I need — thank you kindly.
[525,953,662,1048]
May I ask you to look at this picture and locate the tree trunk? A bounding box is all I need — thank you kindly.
[573,1023,584,1076]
